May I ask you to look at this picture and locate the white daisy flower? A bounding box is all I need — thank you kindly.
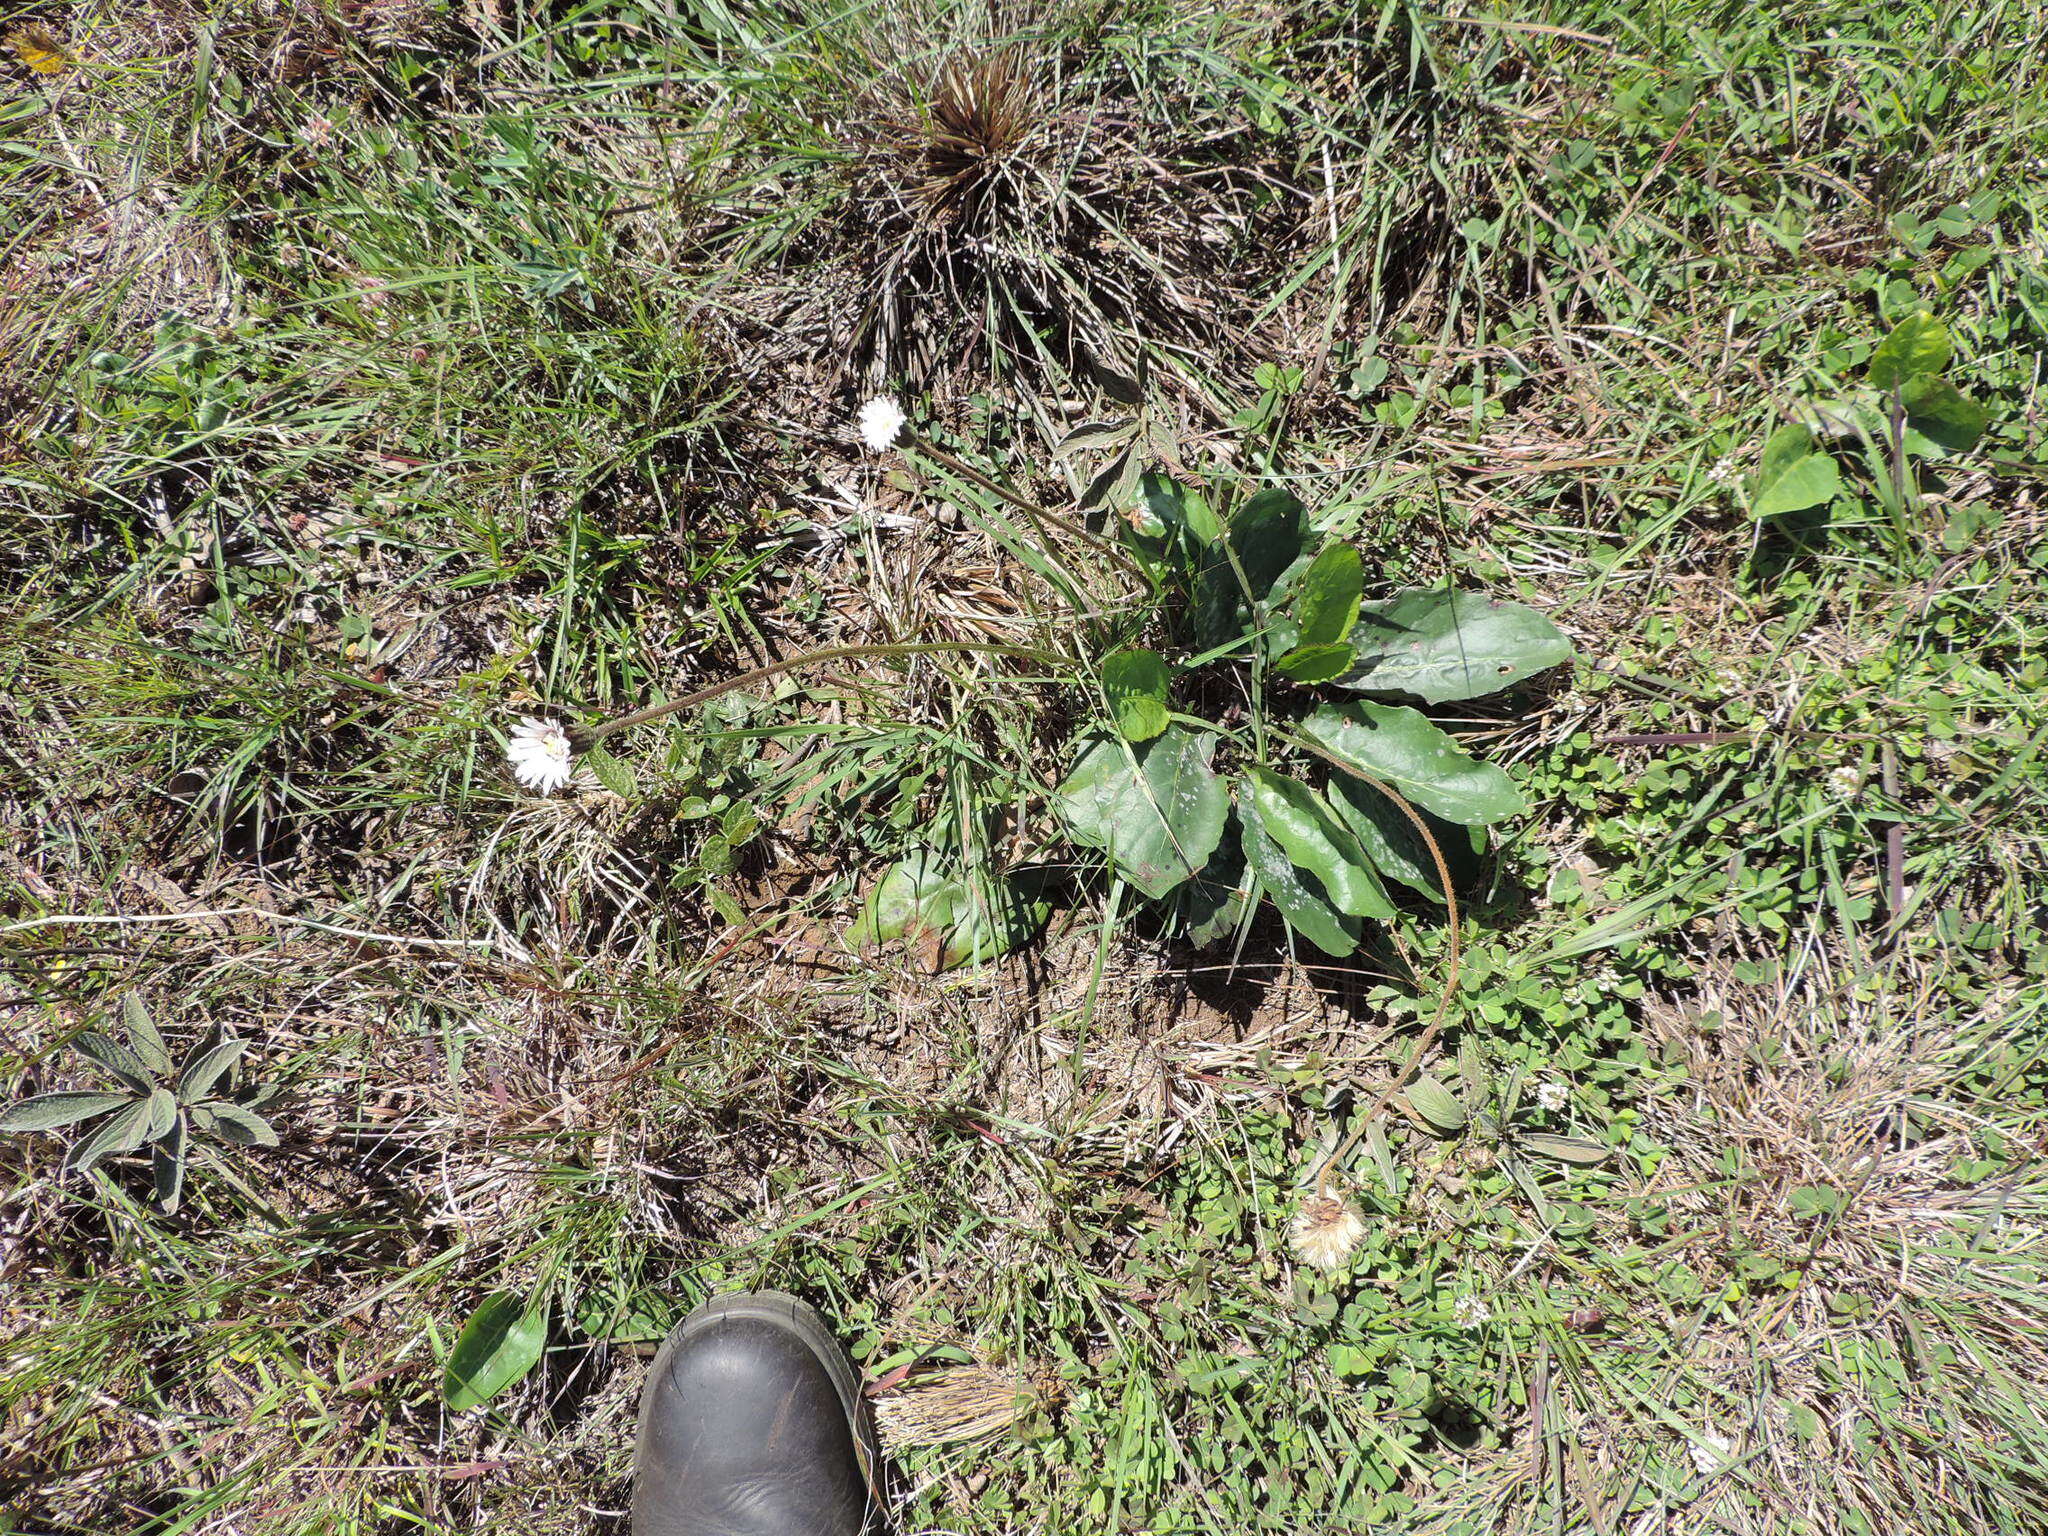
[1537,1080,1571,1113]
[1287,1194,1367,1270]
[857,396,907,452]
[506,716,574,794]
[1452,1293,1493,1330]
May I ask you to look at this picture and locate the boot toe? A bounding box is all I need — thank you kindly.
[633,1294,877,1536]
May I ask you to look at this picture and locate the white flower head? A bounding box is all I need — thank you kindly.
[1537,1080,1571,1113]
[1707,454,1742,488]
[1827,765,1862,799]
[857,396,906,452]
[1288,1194,1368,1270]
[1452,1293,1493,1330]
[506,715,574,795]
[1689,1428,1736,1474]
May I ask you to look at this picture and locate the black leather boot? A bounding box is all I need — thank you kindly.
[632,1290,881,1536]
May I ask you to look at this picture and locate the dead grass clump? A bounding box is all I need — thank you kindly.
[875,1358,1063,1449]
[727,5,1351,407]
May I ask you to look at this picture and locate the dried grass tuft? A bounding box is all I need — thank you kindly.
[874,1360,1063,1449]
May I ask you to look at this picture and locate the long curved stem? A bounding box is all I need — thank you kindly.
[572,641,1060,748]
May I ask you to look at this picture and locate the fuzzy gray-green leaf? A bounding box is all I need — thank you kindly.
[140,1087,179,1145]
[64,1097,155,1173]
[122,993,173,1077]
[72,1031,155,1090]
[0,1090,134,1132]
[203,1102,280,1147]
[153,1115,188,1212]
[1406,1074,1469,1134]
[1517,1131,1613,1166]
[177,1037,246,1103]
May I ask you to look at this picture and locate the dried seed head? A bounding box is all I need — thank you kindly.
[1288,1194,1367,1270]
[874,1362,1061,1449]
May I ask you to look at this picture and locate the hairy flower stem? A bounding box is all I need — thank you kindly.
[572,641,1060,749]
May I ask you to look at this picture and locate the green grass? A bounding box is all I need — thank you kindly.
[4,1,2047,1533]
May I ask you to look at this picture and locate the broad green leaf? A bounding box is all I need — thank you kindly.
[1516,1132,1613,1166]
[1136,470,1219,548]
[122,994,172,1077]
[1191,547,1246,652]
[0,1090,132,1131]
[72,1031,154,1090]
[1238,800,1359,958]
[584,742,637,798]
[1056,727,1229,900]
[65,1097,155,1173]
[1867,311,1951,389]
[444,1293,548,1411]
[1301,703,1526,825]
[850,849,1046,970]
[204,1103,279,1147]
[1244,770,1394,920]
[1758,421,1813,482]
[153,1116,187,1212]
[1325,777,1448,901]
[1327,1344,1374,1380]
[177,1036,245,1103]
[1227,487,1306,600]
[1751,425,1841,519]
[1406,1074,1469,1134]
[1180,828,1253,950]
[1900,375,1988,453]
[1294,543,1363,646]
[1102,648,1171,743]
[1273,643,1355,684]
[1341,589,1572,703]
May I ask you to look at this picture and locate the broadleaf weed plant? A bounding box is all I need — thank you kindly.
[510,404,1570,1003]
[0,993,280,1215]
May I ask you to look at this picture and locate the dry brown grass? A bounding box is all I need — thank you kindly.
[1416,961,2048,1536]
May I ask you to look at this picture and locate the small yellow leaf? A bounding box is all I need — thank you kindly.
[7,23,73,76]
